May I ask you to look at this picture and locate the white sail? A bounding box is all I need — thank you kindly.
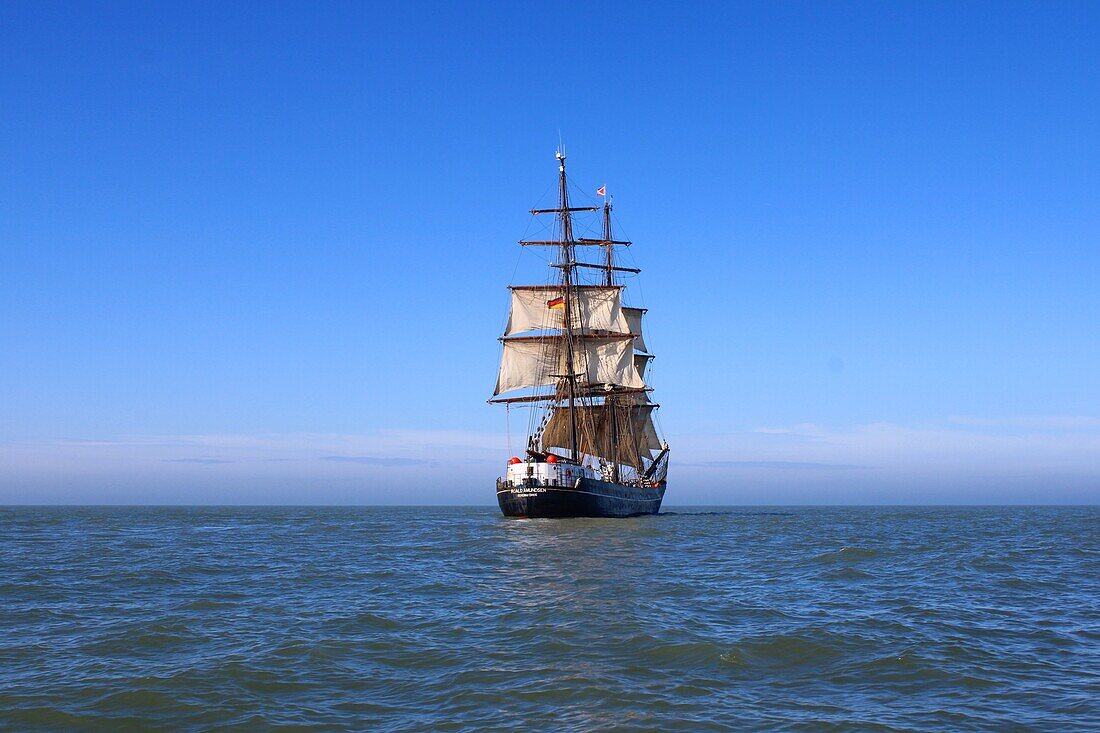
[579,336,645,389]
[623,307,648,353]
[495,340,556,395]
[505,286,628,336]
[622,392,660,449]
[638,407,661,452]
[633,353,653,383]
[494,336,644,395]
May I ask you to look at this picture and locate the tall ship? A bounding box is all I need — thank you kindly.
[491,151,670,518]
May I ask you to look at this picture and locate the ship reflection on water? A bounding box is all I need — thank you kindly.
[488,514,673,730]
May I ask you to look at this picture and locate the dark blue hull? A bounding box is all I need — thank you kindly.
[496,477,665,518]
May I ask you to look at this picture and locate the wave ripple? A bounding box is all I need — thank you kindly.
[1,505,1098,731]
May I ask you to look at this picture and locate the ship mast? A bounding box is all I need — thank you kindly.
[602,196,620,480]
[557,151,580,462]
[603,197,614,287]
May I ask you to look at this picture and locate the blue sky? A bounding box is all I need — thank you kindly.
[2,1,1098,504]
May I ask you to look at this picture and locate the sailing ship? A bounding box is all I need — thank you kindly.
[491,151,670,518]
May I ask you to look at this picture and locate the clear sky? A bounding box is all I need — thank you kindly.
[2,1,1098,504]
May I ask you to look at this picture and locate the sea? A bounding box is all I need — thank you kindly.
[1,506,1097,732]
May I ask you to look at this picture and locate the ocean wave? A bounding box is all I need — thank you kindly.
[1,505,1096,731]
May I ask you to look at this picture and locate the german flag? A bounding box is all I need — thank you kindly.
[547,296,565,310]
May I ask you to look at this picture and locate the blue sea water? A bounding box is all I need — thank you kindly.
[1,506,1097,731]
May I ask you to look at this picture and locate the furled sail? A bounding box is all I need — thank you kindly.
[623,307,648,353]
[506,286,629,336]
[494,335,645,395]
[542,403,660,466]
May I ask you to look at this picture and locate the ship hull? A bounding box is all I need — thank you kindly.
[497,477,665,518]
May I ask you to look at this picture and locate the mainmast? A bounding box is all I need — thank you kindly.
[556,151,580,462]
